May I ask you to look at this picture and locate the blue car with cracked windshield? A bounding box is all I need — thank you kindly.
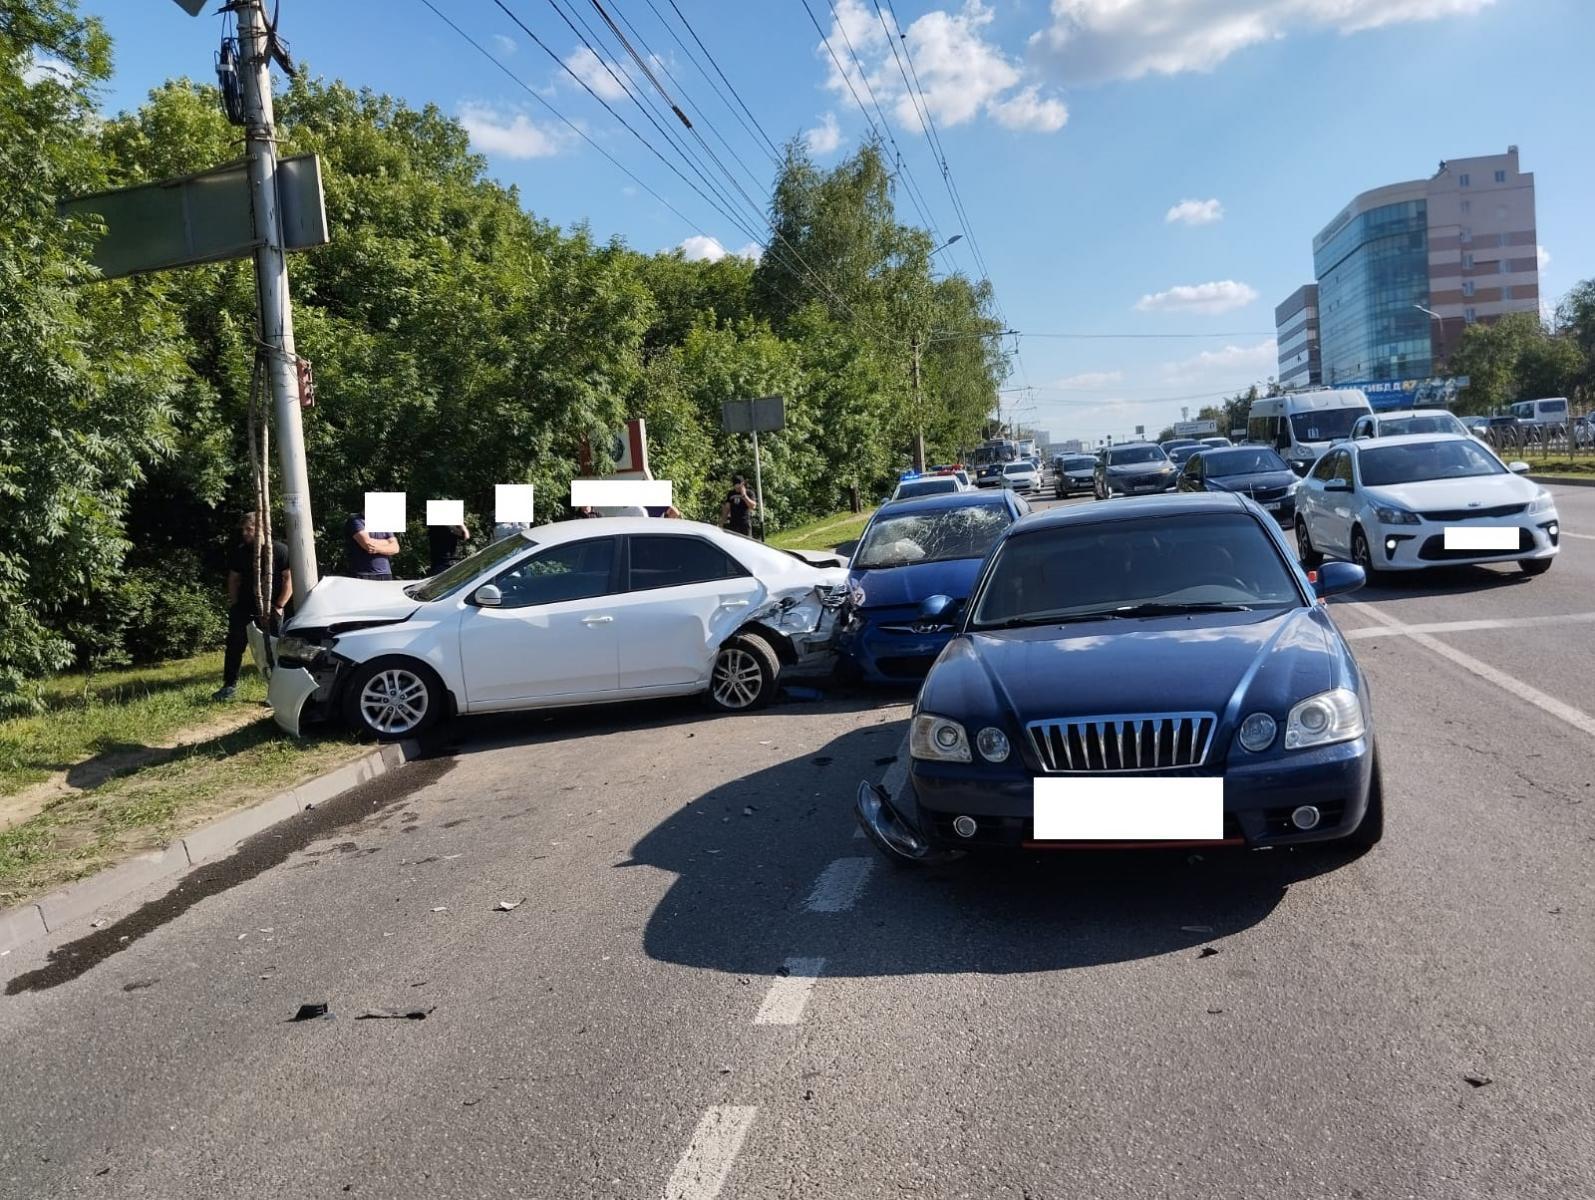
[833,489,1028,685]
[856,492,1382,863]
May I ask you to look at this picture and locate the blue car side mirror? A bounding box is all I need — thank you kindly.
[1313,560,1365,599]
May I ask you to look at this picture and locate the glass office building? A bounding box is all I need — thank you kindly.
[1313,198,1432,384]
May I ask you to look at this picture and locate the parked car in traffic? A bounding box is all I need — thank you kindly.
[1167,444,1204,473]
[1347,409,1471,441]
[1177,445,1300,527]
[262,519,847,738]
[1508,397,1571,428]
[975,462,1009,488]
[892,475,964,501]
[1294,434,1558,579]
[833,490,1028,684]
[1159,438,1202,458]
[999,460,1041,494]
[1054,453,1098,498]
[855,493,1380,863]
[1200,436,1233,449]
[1095,443,1177,498]
[1245,388,1373,476]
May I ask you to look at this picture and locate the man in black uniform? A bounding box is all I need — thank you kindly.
[214,512,291,701]
[427,519,472,575]
[721,474,757,537]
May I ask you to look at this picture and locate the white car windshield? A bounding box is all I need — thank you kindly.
[406,533,533,601]
[1003,463,1032,475]
[854,504,1012,569]
[1359,440,1506,486]
[895,478,958,498]
[1290,408,1363,442]
[972,514,1300,627]
[1380,414,1467,437]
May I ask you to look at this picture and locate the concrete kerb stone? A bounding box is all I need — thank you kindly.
[1530,474,1595,489]
[1,738,420,952]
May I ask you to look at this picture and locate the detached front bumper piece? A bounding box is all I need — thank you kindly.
[854,780,961,865]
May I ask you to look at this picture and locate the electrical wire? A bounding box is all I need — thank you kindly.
[657,0,785,164]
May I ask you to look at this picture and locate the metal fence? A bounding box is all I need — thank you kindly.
[1476,417,1595,459]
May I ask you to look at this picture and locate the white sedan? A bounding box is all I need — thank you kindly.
[998,461,1041,494]
[1294,434,1559,579]
[260,519,847,738]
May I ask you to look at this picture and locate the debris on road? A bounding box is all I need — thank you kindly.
[430,906,448,912]
[89,918,108,929]
[1198,947,1219,958]
[1206,1008,1224,1015]
[289,1003,330,1022]
[1464,1074,1493,1088]
[493,898,526,912]
[121,978,159,993]
[356,1006,434,1021]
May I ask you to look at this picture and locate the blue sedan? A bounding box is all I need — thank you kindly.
[834,489,1029,684]
[856,492,1382,861]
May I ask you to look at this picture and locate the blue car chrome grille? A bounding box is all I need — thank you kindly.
[1027,713,1217,773]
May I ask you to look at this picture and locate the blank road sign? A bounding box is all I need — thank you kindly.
[721,396,786,433]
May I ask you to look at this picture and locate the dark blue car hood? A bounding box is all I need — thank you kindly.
[1205,470,1297,493]
[920,607,1347,735]
[848,557,985,609]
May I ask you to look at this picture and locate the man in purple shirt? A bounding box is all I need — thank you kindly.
[346,514,399,579]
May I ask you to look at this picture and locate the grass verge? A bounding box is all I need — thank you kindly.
[0,652,371,909]
[770,507,875,551]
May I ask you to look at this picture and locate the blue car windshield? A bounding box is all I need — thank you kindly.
[971,514,1301,626]
[854,504,1012,569]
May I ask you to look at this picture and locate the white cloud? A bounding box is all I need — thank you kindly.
[804,111,843,155]
[815,0,1067,134]
[1537,244,1550,271]
[22,51,73,86]
[566,46,630,102]
[1054,370,1124,389]
[458,104,566,159]
[734,242,764,262]
[1031,0,1496,84]
[1165,198,1224,226]
[1134,280,1259,315]
[678,235,729,262]
[987,85,1069,132]
[490,33,517,56]
[1163,338,1279,380]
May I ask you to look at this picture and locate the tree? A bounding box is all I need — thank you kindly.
[1445,311,1585,413]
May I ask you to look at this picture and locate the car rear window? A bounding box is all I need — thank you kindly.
[971,513,1300,626]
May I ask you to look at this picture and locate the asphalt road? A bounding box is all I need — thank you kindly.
[3,484,1593,1199]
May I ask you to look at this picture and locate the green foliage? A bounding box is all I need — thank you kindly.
[0,8,1011,708]
[1446,311,1588,412]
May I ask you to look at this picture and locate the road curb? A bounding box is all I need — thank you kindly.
[1531,474,1595,488]
[1,739,417,954]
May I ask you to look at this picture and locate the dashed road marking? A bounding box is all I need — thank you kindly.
[1344,601,1595,738]
[1560,530,1595,540]
[1342,611,1595,640]
[753,957,826,1025]
[663,1106,758,1200]
[801,858,874,912]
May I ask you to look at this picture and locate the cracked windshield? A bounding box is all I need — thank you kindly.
[3,0,1592,1197]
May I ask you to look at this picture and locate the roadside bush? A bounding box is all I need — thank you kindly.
[116,554,226,664]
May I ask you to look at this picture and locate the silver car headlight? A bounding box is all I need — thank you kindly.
[1372,504,1420,526]
[1283,688,1365,750]
[275,636,332,666]
[910,713,971,762]
[1527,490,1555,514]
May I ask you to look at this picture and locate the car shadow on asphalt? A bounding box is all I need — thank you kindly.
[1336,562,1539,604]
[630,723,1361,977]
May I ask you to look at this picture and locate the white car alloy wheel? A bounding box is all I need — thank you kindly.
[348,662,437,738]
[707,632,779,712]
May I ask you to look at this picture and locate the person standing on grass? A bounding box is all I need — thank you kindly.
[214,511,291,701]
[346,512,399,579]
[722,474,757,536]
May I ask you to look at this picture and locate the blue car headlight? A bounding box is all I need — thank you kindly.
[910,713,971,762]
[1284,688,1365,750]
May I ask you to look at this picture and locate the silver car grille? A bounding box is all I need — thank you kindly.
[1027,713,1217,773]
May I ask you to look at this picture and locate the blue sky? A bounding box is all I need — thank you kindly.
[82,0,1594,444]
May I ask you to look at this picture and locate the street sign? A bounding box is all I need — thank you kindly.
[578,418,651,479]
[57,154,328,280]
[1174,419,1219,436]
[721,395,786,433]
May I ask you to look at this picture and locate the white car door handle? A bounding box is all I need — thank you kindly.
[581,615,613,625]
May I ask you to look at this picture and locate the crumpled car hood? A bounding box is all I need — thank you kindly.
[286,575,419,632]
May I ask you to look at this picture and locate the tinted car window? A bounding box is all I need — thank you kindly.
[972,514,1300,626]
[1204,448,1289,476]
[1358,439,1505,486]
[494,538,616,607]
[854,504,1012,569]
[628,535,747,591]
[895,478,959,499]
[1290,408,1362,442]
[1062,456,1095,471]
[1309,452,1339,481]
[1107,445,1166,465]
[1381,414,1466,437]
[1003,462,1032,475]
[408,532,534,601]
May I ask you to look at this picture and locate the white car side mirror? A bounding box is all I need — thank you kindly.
[473,583,503,607]
[1508,461,1531,475]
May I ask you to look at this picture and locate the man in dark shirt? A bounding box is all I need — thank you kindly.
[427,520,471,575]
[346,513,399,579]
[214,512,291,701]
[721,475,757,536]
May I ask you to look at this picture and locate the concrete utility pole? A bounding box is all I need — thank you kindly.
[239,0,318,597]
[911,334,926,472]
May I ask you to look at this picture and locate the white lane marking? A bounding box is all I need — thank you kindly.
[753,957,826,1025]
[1560,530,1595,540]
[663,1106,758,1200]
[1342,611,1595,640]
[1344,601,1595,738]
[801,858,874,912]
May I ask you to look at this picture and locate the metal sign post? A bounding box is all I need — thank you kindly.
[720,396,785,541]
